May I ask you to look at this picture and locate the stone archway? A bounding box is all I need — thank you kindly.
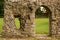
[2,0,60,38]
[35,5,52,35]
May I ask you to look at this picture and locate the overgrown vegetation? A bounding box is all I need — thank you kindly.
[0,0,4,17]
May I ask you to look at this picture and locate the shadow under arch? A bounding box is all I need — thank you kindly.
[35,5,52,36]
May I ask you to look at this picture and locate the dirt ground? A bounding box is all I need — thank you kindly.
[0,34,58,40]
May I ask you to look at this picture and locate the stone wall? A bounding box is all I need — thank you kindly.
[2,0,60,39]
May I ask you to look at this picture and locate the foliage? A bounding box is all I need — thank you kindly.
[0,0,4,17]
[35,6,49,18]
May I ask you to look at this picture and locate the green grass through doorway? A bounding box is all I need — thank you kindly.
[0,18,49,34]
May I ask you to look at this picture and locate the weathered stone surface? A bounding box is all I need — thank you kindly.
[2,0,60,39]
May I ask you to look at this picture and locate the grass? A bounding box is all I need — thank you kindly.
[0,18,49,34]
[35,18,49,34]
[0,18,3,33]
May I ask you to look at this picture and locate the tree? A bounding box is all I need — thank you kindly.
[0,0,4,17]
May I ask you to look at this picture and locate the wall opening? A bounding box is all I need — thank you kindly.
[35,5,51,35]
[14,15,20,29]
[0,0,4,34]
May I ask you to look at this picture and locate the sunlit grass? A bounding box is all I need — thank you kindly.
[35,18,49,34]
[0,18,3,33]
[0,18,49,34]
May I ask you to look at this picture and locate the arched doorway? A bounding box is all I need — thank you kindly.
[35,5,52,36]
